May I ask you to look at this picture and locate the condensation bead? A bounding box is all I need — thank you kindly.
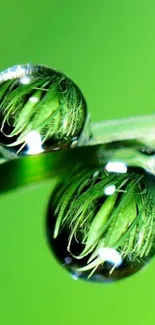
[46,156,155,283]
[0,64,87,156]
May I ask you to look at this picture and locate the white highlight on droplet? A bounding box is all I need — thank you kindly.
[104,184,116,196]
[98,247,122,267]
[105,161,127,173]
[29,96,39,103]
[0,65,28,82]
[20,76,31,84]
[26,130,43,155]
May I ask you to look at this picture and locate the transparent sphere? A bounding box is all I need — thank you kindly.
[0,64,87,156]
[46,148,155,283]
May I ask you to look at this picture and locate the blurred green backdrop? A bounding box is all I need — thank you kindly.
[1,1,155,324]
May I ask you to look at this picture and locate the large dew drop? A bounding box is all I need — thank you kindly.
[46,148,155,282]
[0,64,87,158]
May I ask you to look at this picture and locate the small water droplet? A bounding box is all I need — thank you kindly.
[0,64,87,158]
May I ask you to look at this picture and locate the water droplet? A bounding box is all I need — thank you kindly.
[0,64,87,157]
[46,150,155,282]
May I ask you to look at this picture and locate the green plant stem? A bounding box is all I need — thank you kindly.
[88,114,155,148]
[1,113,155,192]
[0,146,103,193]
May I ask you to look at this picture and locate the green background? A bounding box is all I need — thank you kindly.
[1,1,155,324]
